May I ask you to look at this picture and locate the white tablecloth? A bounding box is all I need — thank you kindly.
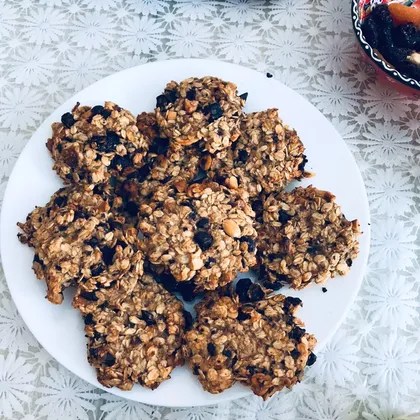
[0,1,419,419]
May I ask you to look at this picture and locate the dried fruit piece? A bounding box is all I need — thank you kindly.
[393,23,418,48]
[362,15,380,49]
[389,3,420,26]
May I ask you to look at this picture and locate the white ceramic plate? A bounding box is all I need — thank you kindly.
[0,59,370,407]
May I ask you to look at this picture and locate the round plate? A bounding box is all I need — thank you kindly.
[0,59,370,407]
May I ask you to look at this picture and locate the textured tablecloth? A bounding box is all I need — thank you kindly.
[0,0,419,419]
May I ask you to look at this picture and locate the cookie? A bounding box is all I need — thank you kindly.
[138,181,257,291]
[17,185,143,304]
[256,186,360,290]
[47,102,150,185]
[105,111,216,206]
[77,274,187,391]
[183,284,317,399]
[210,109,308,197]
[155,77,245,153]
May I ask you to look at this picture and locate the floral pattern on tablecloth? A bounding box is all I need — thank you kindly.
[0,0,419,419]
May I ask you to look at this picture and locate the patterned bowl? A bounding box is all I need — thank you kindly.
[351,0,420,92]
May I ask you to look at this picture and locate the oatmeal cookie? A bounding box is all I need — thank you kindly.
[102,111,217,205]
[17,185,143,304]
[184,283,317,399]
[138,181,257,291]
[155,77,245,153]
[211,109,308,197]
[47,102,150,184]
[78,274,187,391]
[257,186,361,290]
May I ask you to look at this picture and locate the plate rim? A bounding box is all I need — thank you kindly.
[0,58,371,407]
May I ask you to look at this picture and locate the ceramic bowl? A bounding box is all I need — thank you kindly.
[351,0,420,92]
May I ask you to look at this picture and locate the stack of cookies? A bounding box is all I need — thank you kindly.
[18,76,360,399]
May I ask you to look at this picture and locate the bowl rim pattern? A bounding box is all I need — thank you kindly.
[351,0,420,91]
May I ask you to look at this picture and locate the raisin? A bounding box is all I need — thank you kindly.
[89,348,98,358]
[57,143,63,153]
[105,131,120,152]
[237,308,251,321]
[284,296,302,308]
[80,291,98,301]
[84,313,94,325]
[109,220,123,230]
[183,310,193,330]
[91,105,104,116]
[266,72,273,78]
[86,237,99,248]
[237,149,249,163]
[263,279,283,291]
[93,331,102,339]
[101,109,111,119]
[61,112,75,128]
[156,94,169,110]
[101,246,115,266]
[204,257,216,268]
[140,162,154,181]
[193,365,200,375]
[181,200,195,210]
[158,273,178,293]
[382,47,411,66]
[322,287,328,293]
[400,62,420,80]
[298,154,308,173]
[91,264,104,276]
[248,283,265,302]
[110,155,131,170]
[149,137,170,156]
[239,92,248,101]
[223,349,232,358]
[62,145,78,167]
[378,24,394,49]
[196,217,210,229]
[239,236,256,252]
[165,89,177,103]
[193,231,213,251]
[207,343,217,356]
[291,349,300,359]
[126,201,139,216]
[371,4,393,26]
[393,23,417,49]
[74,210,88,220]
[104,353,116,367]
[307,247,317,255]
[247,365,256,375]
[156,90,177,109]
[186,88,196,100]
[54,196,68,208]
[188,210,197,220]
[236,278,252,302]
[362,16,379,49]
[132,336,142,345]
[178,281,196,302]
[141,310,156,326]
[58,225,67,232]
[206,103,223,121]
[91,135,106,145]
[214,175,226,185]
[289,326,306,341]
[55,264,61,271]
[278,210,291,224]
[307,352,317,366]
[252,199,263,215]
